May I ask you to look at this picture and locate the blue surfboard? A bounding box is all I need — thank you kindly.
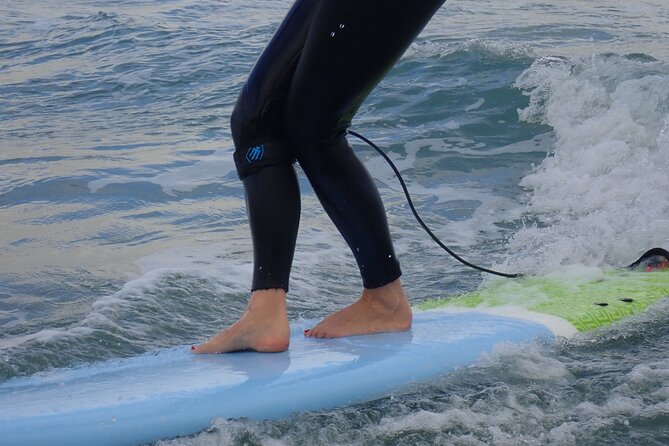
[0,311,552,446]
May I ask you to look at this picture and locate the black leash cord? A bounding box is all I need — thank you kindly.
[348,129,521,279]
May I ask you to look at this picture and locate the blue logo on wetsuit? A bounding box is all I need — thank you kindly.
[246,144,265,163]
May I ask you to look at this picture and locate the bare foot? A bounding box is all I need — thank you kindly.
[304,279,412,338]
[192,289,290,354]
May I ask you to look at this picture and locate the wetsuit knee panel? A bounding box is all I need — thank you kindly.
[231,87,295,180]
[233,140,295,180]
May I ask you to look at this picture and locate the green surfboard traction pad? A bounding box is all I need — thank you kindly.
[418,269,669,337]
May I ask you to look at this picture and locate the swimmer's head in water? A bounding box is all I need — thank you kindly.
[628,248,669,271]
[638,255,669,272]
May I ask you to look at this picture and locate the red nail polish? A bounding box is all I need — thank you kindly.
[191,345,196,351]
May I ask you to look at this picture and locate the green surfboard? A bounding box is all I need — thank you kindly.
[418,268,669,336]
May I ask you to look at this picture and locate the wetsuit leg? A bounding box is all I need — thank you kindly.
[283,0,446,289]
[230,0,319,292]
[231,0,445,291]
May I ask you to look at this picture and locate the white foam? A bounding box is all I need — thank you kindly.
[407,38,535,62]
[0,327,96,350]
[465,98,485,112]
[478,342,573,380]
[550,358,669,439]
[504,54,669,273]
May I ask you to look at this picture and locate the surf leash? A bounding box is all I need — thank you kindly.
[348,129,521,279]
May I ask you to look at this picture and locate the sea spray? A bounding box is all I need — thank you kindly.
[505,54,669,273]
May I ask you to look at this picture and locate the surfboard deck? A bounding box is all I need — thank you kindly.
[1,268,667,446]
[419,268,669,335]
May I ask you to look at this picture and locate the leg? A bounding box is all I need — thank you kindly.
[283,0,446,337]
[296,136,413,338]
[194,166,298,354]
[195,0,319,353]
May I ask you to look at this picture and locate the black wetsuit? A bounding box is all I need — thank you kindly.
[231,0,446,291]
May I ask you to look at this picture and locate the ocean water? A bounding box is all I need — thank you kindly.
[2,0,669,444]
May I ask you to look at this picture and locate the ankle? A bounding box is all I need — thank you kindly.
[248,289,287,311]
[362,279,408,313]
